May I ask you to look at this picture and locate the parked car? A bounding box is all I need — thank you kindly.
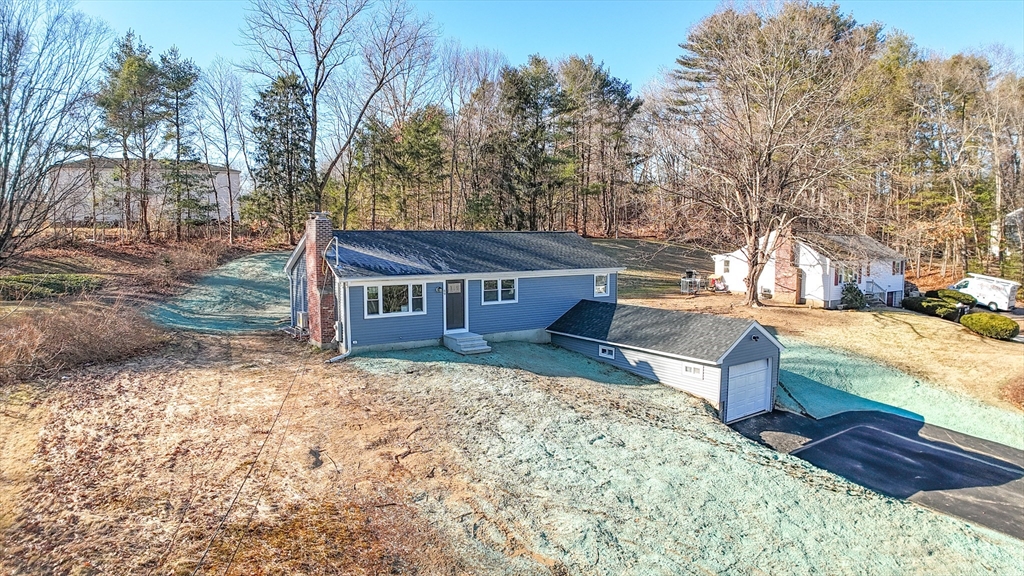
[948,274,1021,312]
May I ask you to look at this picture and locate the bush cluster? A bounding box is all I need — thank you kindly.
[924,289,977,306]
[901,296,959,321]
[840,282,866,309]
[0,274,103,301]
[960,313,1020,340]
[0,298,167,385]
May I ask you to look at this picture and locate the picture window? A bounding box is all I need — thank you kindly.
[365,283,425,317]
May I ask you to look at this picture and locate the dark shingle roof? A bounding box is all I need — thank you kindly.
[547,300,770,363]
[801,233,903,261]
[323,231,621,278]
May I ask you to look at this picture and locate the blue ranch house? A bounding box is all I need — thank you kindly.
[286,213,781,424]
[285,213,624,356]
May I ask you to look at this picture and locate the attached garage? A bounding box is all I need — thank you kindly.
[547,300,782,423]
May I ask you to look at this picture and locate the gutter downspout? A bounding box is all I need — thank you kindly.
[327,278,351,363]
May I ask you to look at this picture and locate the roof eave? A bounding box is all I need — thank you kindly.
[330,266,626,284]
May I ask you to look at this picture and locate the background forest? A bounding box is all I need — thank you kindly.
[2,0,1022,282]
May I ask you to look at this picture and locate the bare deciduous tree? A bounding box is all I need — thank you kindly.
[242,0,435,218]
[199,57,244,244]
[671,2,881,305]
[0,0,107,268]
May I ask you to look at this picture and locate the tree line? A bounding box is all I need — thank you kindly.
[1,0,1022,293]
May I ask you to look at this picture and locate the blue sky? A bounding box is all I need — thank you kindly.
[77,0,1024,90]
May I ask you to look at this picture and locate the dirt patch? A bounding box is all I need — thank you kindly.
[1,335,460,575]
[3,336,1019,574]
[1002,375,1024,410]
[0,386,49,534]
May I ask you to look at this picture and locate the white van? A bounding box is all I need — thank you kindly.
[949,274,1021,312]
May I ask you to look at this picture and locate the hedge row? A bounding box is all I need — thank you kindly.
[960,313,1020,340]
[0,273,103,301]
[901,296,959,321]
[924,289,977,306]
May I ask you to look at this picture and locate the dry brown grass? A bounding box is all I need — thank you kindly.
[3,237,281,298]
[1,335,462,575]
[1001,375,1024,410]
[135,242,231,294]
[0,299,167,387]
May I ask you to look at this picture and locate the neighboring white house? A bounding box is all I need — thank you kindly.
[990,207,1024,258]
[711,232,907,308]
[48,157,241,225]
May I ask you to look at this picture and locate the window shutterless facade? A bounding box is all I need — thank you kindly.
[482,278,517,304]
[365,283,425,318]
[594,274,609,297]
[598,345,615,359]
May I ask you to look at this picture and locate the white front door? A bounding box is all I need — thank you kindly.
[725,359,772,423]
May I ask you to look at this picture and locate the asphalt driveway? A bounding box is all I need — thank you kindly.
[733,410,1024,539]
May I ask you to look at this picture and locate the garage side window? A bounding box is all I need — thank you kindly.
[723,259,730,273]
[683,363,703,379]
[598,345,615,359]
[594,274,609,297]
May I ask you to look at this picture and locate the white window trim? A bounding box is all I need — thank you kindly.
[683,363,704,379]
[598,345,615,359]
[363,283,427,319]
[594,274,610,297]
[481,277,518,305]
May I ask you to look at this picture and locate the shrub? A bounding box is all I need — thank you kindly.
[840,282,866,309]
[924,289,977,306]
[960,312,1020,340]
[0,298,167,385]
[0,274,103,301]
[902,296,959,320]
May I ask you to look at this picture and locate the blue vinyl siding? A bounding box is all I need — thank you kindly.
[348,282,444,347]
[290,256,307,326]
[550,334,723,405]
[468,273,617,335]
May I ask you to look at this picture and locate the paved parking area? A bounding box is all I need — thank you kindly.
[733,410,1024,539]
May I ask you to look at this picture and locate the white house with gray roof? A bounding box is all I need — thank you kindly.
[712,232,907,308]
[547,300,782,423]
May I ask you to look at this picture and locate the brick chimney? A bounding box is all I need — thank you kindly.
[773,229,801,305]
[305,212,337,349]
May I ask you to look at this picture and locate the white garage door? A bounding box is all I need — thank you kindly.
[725,359,771,423]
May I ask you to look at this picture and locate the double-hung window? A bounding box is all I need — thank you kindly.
[594,274,610,297]
[840,266,859,284]
[365,283,425,317]
[482,278,517,304]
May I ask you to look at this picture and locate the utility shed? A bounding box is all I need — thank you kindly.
[547,300,783,423]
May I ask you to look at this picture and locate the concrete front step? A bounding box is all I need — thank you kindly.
[443,332,491,355]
